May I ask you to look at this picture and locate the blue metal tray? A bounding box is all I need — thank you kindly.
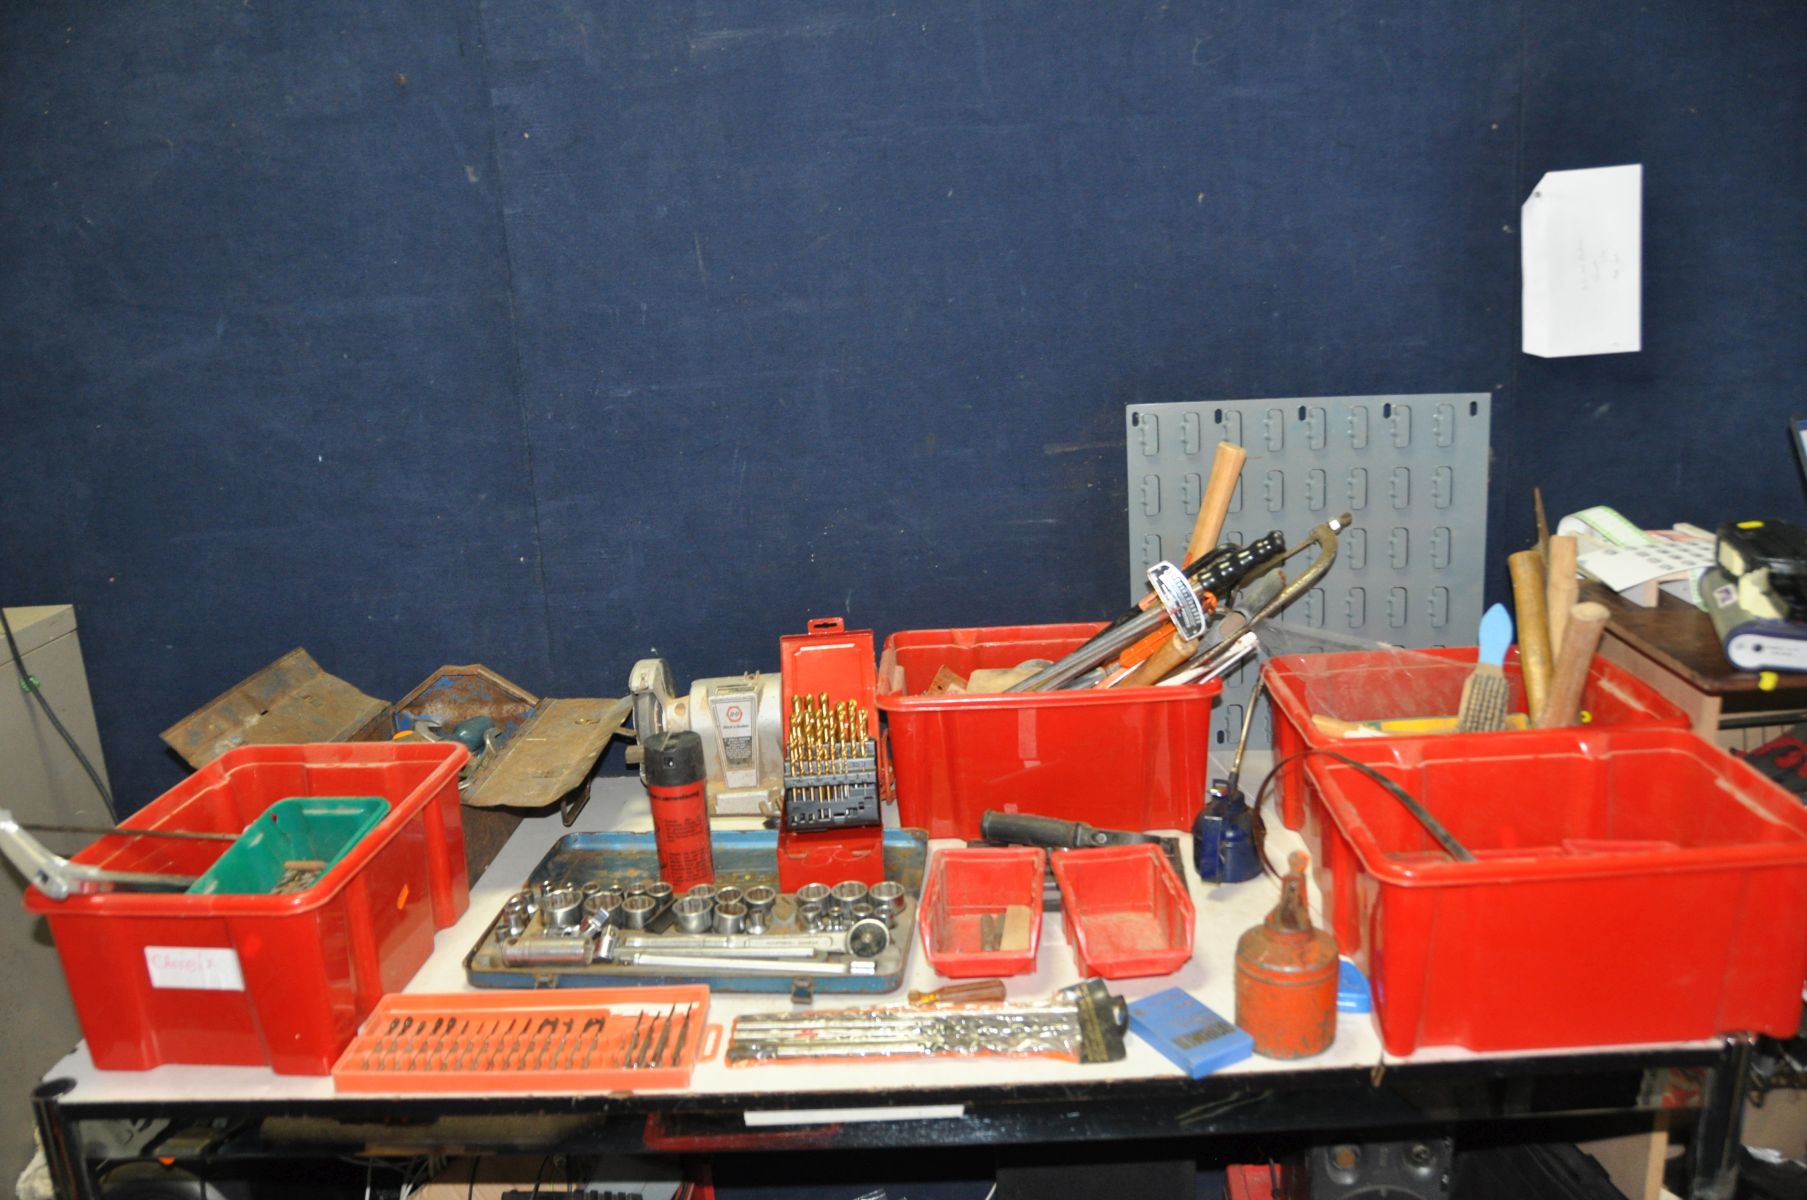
[465,828,927,994]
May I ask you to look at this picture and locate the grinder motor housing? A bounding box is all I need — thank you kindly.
[628,659,784,818]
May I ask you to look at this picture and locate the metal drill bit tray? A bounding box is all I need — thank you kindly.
[465,828,927,994]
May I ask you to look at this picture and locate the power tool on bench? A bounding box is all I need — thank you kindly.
[1700,518,1807,672]
[627,660,785,818]
[628,618,886,834]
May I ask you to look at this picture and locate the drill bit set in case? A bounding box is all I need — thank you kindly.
[331,986,715,1092]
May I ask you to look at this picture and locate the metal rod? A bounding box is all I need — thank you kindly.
[626,951,876,976]
[19,823,238,842]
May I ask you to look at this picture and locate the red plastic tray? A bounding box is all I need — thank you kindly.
[877,623,1221,839]
[24,742,469,1073]
[1304,728,1807,1054]
[1050,843,1194,980]
[332,986,716,1093]
[918,846,1045,978]
[1264,645,1690,832]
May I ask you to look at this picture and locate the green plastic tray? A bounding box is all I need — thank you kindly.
[188,796,390,896]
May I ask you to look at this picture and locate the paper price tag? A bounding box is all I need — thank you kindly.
[1145,561,1207,641]
[144,946,246,991]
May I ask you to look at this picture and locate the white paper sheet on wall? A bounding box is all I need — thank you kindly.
[1521,163,1642,358]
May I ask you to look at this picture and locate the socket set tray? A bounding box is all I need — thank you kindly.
[465,829,926,994]
[331,985,715,1093]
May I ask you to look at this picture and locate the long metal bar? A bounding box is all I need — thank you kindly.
[617,932,843,953]
[20,823,238,842]
[625,951,876,976]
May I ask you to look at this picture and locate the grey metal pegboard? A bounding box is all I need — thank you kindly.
[1125,394,1492,756]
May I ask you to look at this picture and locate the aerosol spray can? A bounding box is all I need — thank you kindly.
[644,730,714,891]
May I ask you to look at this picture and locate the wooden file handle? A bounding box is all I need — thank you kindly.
[1184,441,1248,567]
[1508,550,1553,721]
[1536,601,1610,728]
[1545,535,1579,660]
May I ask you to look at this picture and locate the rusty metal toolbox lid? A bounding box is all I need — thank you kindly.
[161,647,387,767]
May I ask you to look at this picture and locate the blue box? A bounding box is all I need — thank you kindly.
[1127,988,1253,1079]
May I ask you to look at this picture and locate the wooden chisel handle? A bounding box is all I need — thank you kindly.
[1120,631,1200,688]
[1185,441,1248,567]
[1536,601,1609,728]
[1508,550,1553,721]
[1545,535,1579,660]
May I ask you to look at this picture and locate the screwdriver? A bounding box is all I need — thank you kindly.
[908,979,1008,1006]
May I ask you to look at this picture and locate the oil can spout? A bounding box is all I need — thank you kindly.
[1268,852,1316,933]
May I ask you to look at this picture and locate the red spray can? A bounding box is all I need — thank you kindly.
[644,730,714,891]
[1234,851,1339,1059]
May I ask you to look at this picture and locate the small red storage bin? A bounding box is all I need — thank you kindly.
[1050,843,1194,979]
[877,623,1221,840]
[918,847,1046,977]
[24,742,469,1074]
[1265,646,1690,832]
[1304,728,1807,1054]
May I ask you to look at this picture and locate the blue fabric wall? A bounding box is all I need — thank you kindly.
[2,2,1801,812]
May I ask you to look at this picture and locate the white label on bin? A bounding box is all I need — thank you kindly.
[144,946,246,991]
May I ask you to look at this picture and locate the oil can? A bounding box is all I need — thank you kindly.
[1234,851,1338,1058]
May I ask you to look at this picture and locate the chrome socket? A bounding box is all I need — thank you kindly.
[831,880,868,917]
[620,893,658,929]
[673,895,713,933]
[584,889,623,925]
[796,882,830,908]
[868,880,906,912]
[646,881,674,903]
[797,901,825,931]
[542,885,583,930]
[714,886,745,908]
[713,900,748,934]
[744,885,778,916]
[686,883,718,906]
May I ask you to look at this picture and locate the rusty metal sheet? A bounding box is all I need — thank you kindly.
[463,696,632,809]
[160,648,388,768]
[351,663,541,743]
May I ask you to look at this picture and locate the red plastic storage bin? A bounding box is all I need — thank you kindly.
[919,846,1046,978]
[877,623,1221,840]
[24,742,469,1074]
[1050,843,1195,979]
[1304,728,1807,1054]
[1265,646,1690,832]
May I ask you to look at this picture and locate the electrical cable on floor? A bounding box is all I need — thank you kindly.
[1,604,115,818]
